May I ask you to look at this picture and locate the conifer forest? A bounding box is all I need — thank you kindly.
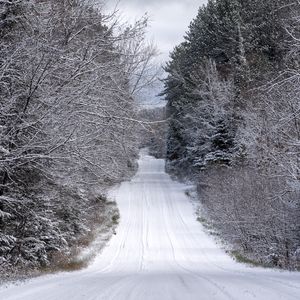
[164,0,300,270]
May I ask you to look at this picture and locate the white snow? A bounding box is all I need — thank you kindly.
[1,151,300,300]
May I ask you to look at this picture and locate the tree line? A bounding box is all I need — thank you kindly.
[163,0,300,269]
[0,0,155,276]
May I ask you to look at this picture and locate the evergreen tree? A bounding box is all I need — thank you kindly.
[163,0,300,269]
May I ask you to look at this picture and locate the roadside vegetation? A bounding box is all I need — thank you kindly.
[164,0,300,270]
[0,0,157,279]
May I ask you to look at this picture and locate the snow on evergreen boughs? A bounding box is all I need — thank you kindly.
[163,0,300,269]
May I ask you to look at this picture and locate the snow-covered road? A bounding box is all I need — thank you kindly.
[1,152,300,300]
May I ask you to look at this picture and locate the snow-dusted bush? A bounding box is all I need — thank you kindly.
[200,167,300,269]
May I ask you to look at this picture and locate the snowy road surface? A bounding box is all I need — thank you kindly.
[1,151,300,300]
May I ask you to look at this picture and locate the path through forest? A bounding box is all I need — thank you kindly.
[1,151,300,300]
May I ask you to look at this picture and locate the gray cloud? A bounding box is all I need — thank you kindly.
[105,0,208,62]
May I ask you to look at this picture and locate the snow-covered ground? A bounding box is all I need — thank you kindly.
[1,151,300,300]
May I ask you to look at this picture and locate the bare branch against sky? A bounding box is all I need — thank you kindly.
[105,0,208,62]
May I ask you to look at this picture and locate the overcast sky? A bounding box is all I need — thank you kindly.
[105,0,208,62]
[103,0,208,106]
